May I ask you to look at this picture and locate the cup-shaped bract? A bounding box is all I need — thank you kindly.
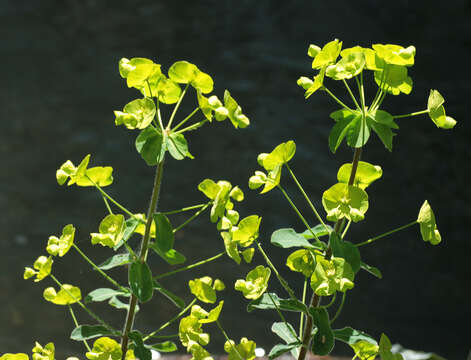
[322,183,369,222]
[234,265,271,300]
[0,354,29,360]
[90,214,125,248]
[32,342,55,360]
[85,337,123,360]
[326,52,366,80]
[427,89,457,129]
[189,277,217,304]
[24,256,53,282]
[199,300,224,324]
[231,215,261,247]
[168,60,214,94]
[224,338,257,360]
[46,224,75,257]
[374,64,412,95]
[286,249,317,277]
[337,161,383,190]
[43,284,81,305]
[372,44,416,67]
[114,97,156,130]
[417,200,441,245]
[310,256,355,296]
[223,90,250,129]
[311,39,343,70]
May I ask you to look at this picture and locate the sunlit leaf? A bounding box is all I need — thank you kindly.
[146,341,178,353]
[417,200,441,245]
[46,224,75,257]
[235,265,271,300]
[271,228,316,248]
[179,306,210,349]
[168,132,193,160]
[304,67,326,98]
[156,77,182,104]
[76,167,114,187]
[337,161,382,190]
[43,284,81,305]
[241,248,255,263]
[308,44,321,58]
[379,334,404,360]
[296,76,313,90]
[189,276,217,304]
[322,183,369,222]
[271,322,298,345]
[360,261,382,279]
[85,288,128,303]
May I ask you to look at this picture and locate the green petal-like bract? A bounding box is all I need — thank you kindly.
[427,89,457,129]
[258,141,296,171]
[46,224,75,257]
[115,97,156,130]
[417,200,441,245]
[221,231,241,264]
[286,249,316,277]
[91,214,125,248]
[322,183,369,222]
[378,334,404,360]
[337,161,383,189]
[224,338,256,360]
[43,284,82,305]
[32,342,55,360]
[234,265,271,300]
[199,300,224,324]
[340,46,380,70]
[30,255,53,282]
[326,52,365,80]
[189,277,217,304]
[86,337,122,360]
[374,64,412,95]
[310,256,354,296]
[372,44,416,66]
[0,354,29,360]
[312,39,342,69]
[223,90,250,128]
[231,215,261,247]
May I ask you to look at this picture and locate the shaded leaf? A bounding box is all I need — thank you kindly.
[71,325,116,341]
[98,253,132,270]
[247,293,307,313]
[129,261,154,303]
[135,127,166,166]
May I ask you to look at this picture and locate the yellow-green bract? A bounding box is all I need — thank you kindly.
[46,224,75,257]
[43,284,81,305]
[234,265,271,300]
[417,200,441,245]
[310,256,355,296]
[322,183,369,222]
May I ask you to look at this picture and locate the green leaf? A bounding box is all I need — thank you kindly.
[145,341,178,353]
[322,183,369,222]
[372,44,416,66]
[346,114,370,148]
[86,337,122,360]
[374,64,412,95]
[271,228,314,249]
[108,296,139,312]
[129,261,154,303]
[168,132,192,160]
[43,284,81,305]
[368,119,395,151]
[417,200,441,245]
[224,90,250,128]
[312,39,342,69]
[91,214,125,248]
[135,127,166,166]
[71,325,116,341]
[337,161,383,190]
[46,224,75,257]
[329,232,361,273]
[153,280,185,309]
[98,253,132,270]
[360,261,382,279]
[328,109,361,153]
[189,276,217,304]
[379,334,404,360]
[235,265,271,300]
[300,224,332,239]
[197,178,219,199]
[152,213,174,253]
[247,292,308,313]
[427,89,457,129]
[199,300,224,324]
[115,98,156,130]
[304,67,326,98]
[232,215,261,247]
[271,322,298,344]
[334,327,379,360]
[310,256,355,296]
[309,307,335,356]
[151,244,186,265]
[85,288,128,303]
[129,331,152,360]
[326,52,366,80]
[286,249,317,277]
[268,343,301,360]
[368,109,399,128]
[114,216,141,250]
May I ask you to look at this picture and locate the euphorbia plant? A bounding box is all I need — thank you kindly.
[1,57,259,360]
[235,40,454,360]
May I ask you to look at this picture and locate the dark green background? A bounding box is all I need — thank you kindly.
[1,1,469,359]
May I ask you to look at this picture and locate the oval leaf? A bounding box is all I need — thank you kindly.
[129,261,154,303]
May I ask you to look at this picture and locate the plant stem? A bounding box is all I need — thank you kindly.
[297,147,362,360]
[216,320,244,360]
[277,185,321,243]
[72,244,127,292]
[103,196,113,215]
[323,87,354,112]
[143,298,197,341]
[92,182,139,221]
[330,292,346,324]
[255,240,297,300]
[161,202,208,215]
[154,251,225,280]
[172,107,200,132]
[392,109,429,119]
[121,158,166,359]
[341,220,352,239]
[50,275,116,332]
[321,292,337,309]
[174,119,209,134]
[167,84,189,129]
[173,202,210,233]
[68,305,91,351]
[285,164,329,233]
[299,278,308,338]
[342,79,361,110]
[355,220,418,247]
